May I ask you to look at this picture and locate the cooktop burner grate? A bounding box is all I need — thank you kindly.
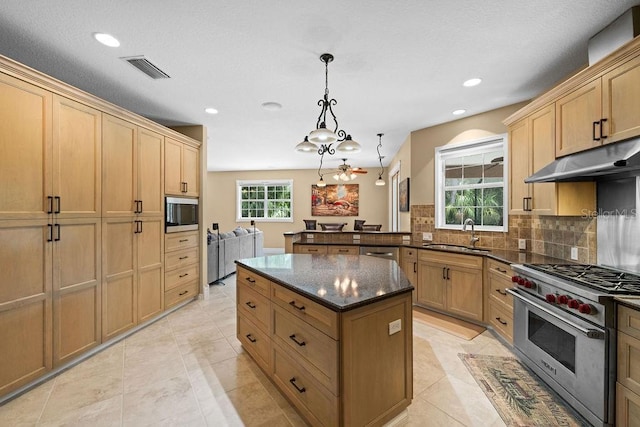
[525,263,640,294]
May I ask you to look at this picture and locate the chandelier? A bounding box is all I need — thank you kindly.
[295,53,361,156]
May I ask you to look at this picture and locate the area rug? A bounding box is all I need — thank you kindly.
[459,353,590,426]
[413,307,485,340]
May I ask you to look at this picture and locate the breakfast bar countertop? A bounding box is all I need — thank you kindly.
[236,253,413,312]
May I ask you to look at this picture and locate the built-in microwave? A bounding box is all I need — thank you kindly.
[165,197,199,233]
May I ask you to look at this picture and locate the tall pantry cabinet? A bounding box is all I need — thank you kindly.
[0,54,201,399]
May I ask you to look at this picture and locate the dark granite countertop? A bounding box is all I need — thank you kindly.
[236,253,413,312]
[615,296,640,310]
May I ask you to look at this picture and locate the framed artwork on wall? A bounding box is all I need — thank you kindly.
[311,184,359,216]
[399,178,410,212]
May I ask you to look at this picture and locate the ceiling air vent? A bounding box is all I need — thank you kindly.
[121,56,170,79]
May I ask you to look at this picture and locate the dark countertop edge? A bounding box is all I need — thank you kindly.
[615,296,640,310]
[235,260,414,313]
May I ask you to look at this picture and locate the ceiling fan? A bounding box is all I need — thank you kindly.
[330,158,368,182]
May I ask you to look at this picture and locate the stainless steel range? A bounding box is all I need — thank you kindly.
[508,263,640,427]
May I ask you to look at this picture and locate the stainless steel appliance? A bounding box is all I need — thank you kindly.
[165,196,199,233]
[508,263,640,427]
[359,246,399,262]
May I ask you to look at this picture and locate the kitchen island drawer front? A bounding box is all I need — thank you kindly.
[165,264,198,291]
[165,247,198,271]
[237,283,270,333]
[272,344,338,427]
[164,281,198,309]
[238,315,270,373]
[618,329,640,395]
[236,266,270,297]
[419,250,483,270]
[273,304,338,394]
[165,231,198,252]
[619,305,640,341]
[295,244,327,254]
[272,284,339,340]
[488,299,513,344]
[327,245,358,255]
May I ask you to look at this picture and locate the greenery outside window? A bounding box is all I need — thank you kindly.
[434,135,508,232]
[237,179,293,222]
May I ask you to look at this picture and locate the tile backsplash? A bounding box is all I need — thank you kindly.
[410,204,596,263]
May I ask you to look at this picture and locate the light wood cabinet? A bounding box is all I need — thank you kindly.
[165,137,199,197]
[417,250,484,322]
[484,258,514,343]
[508,105,596,215]
[326,245,358,255]
[617,304,640,427]
[400,247,418,302]
[293,244,328,254]
[602,55,640,144]
[136,217,164,322]
[164,230,198,309]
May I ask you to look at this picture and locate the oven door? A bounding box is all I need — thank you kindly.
[507,288,609,426]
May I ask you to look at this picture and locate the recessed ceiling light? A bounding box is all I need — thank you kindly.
[93,33,120,47]
[452,109,466,115]
[463,78,482,87]
[205,107,218,115]
[261,102,282,111]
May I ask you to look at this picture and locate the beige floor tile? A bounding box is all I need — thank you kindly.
[38,394,122,427]
[0,379,54,425]
[215,380,289,427]
[406,396,466,427]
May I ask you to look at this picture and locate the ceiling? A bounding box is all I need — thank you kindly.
[0,1,637,172]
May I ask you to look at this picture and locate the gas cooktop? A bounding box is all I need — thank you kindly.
[525,263,640,294]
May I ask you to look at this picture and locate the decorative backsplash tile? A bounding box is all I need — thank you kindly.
[411,205,596,263]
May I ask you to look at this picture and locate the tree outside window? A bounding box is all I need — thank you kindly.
[237,180,293,222]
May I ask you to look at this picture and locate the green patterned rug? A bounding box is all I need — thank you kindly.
[458,354,590,427]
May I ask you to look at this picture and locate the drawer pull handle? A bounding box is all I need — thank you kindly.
[289,334,306,347]
[179,239,188,242]
[495,289,507,296]
[289,377,306,393]
[496,268,507,273]
[246,334,256,343]
[179,290,189,296]
[246,277,256,283]
[495,317,508,326]
[245,301,256,309]
[179,273,189,278]
[338,249,348,252]
[179,256,189,260]
[289,301,305,311]
[309,249,318,252]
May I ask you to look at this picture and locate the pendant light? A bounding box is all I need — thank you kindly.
[375,133,386,186]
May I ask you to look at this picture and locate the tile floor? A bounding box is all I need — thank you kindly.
[0,276,517,426]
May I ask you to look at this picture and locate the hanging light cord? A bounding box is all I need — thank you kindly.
[317,152,325,179]
[377,133,384,177]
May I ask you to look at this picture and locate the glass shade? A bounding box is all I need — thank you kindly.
[309,124,337,144]
[316,177,326,187]
[336,135,361,153]
[295,136,318,153]
[375,176,386,186]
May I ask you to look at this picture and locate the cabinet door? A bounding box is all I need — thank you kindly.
[508,118,530,214]
[0,74,52,220]
[602,55,640,144]
[53,96,101,218]
[102,217,136,340]
[102,114,137,216]
[137,217,163,322]
[53,218,101,366]
[555,78,602,157]
[530,105,556,215]
[164,138,183,195]
[182,144,199,196]
[0,220,52,396]
[416,261,446,310]
[138,128,163,216]
[447,266,483,321]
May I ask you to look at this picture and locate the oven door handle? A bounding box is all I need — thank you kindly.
[506,289,605,339]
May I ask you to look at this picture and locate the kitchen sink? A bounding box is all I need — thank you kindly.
[422,243,490,253]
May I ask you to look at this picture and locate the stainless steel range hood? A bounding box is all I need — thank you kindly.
[525,138,640,183]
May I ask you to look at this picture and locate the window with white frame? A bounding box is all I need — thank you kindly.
[236,179,293,222]
[434,135,507,231]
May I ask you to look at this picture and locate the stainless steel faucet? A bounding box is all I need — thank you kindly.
[463,218,480,248]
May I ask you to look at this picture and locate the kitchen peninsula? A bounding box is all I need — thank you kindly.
[235,254,414,427]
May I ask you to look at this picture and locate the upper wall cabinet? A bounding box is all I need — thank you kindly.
[165,137,199,197]
[601,55,640,144]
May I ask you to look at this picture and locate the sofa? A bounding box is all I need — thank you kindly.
[207,226,264,283]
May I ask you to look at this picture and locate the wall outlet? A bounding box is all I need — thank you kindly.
[306,234,314,239]
[353,234,360,240]
[388,319,402,335]
[518,239,526,250]
[402,235,410,241]
[422,232,433,241]
[570,247,579,260]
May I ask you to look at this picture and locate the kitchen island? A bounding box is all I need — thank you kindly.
[236,253,414,427]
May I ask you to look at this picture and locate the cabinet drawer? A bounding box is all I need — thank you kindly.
[401,247,417,262]
[327,245,358,255]
[237,282,270,333]
[273,305,339,394]
[619,305,640,341]
[165,264,199,291]
[236,266,270,297]
[486,258,513,280]
[488,300,513,344]
[618,331,640,395]
[419,250,483,270]
[487,274,513,309]
[165,231,198,252]
[165,247,198,271]
[616,382,640,427]
[272,344,339,427]
[295,245,327,254]
[237,315,270,373]
[165,280,198,309]
[271,284,339,340]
